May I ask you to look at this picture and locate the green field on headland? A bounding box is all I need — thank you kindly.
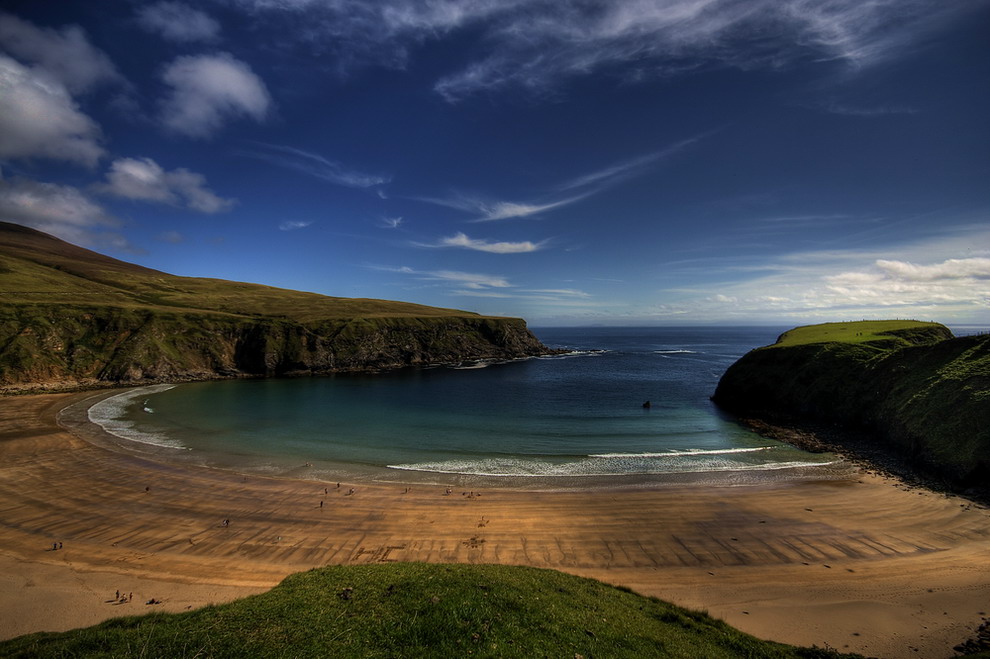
[771,320,952,348]
[713,320,989,492]
[0,563,857,658]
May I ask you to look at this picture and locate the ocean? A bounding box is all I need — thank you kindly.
[77,326,846,488]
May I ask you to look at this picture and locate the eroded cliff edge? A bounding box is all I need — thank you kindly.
[712,321,990,493]
[0,222,550,391]
[0,306,548,390]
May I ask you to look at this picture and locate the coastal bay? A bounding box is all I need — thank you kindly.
[1,392,988,658]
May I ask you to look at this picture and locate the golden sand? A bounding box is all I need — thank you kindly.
[1,392,988,658]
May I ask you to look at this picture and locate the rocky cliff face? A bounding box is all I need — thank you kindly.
[712,327,990,492]
[0,304,550,391]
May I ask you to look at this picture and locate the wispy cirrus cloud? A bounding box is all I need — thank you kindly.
[818,100,920,117]
[417,193,588,222]
[421,231,547,253]
[378,265,512,290]
[378,264,593,303]
[219,1,969,102]
[420,135,703,222]
[556,136,706,193]
[242,142,390,189]
[278,220,312,231]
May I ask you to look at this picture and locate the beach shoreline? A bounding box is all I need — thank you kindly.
[61,383,850,492]
[1,391,989,658]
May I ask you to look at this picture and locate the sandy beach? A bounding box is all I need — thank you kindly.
[1,392,988,658]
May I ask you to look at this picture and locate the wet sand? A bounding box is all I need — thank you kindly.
[1,392,988,658]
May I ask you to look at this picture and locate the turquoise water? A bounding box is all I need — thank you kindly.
[84,327,842,485]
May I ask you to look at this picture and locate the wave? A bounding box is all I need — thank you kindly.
[87,384,185,450]
[589,446,773,458]
[451,362,491,370]
[654,349,698,355]
[386,453,837,478]
[538,349,607,360]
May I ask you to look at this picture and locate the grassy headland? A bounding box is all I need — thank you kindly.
[0,563,856,658]
[0,222,548,389]
[713,320,989,493]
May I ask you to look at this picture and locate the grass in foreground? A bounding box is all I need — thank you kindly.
[0,564,859,658]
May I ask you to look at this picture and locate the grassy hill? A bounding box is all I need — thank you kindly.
[0,563,857,658]
[772,320,952,349]
[713,320,990,492]
[0,221,491,321]
[0,222,548,389]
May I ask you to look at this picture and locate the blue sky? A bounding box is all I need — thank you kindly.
[1,1,988,326]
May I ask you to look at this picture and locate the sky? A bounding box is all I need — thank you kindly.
[1,0,988,327]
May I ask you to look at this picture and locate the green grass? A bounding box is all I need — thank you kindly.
[0,222,489,322]
[0,564,858,658]
[772,320,950,349]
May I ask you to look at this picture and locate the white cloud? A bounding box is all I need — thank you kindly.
[381,216,403,229]
[241,143,389,188]
[821,258,990,308]
[0,11,122,93]
[420,136,703,222]
[98,157,235,213]
[557,136,706,192]
[279,220,312,231]
[430,231,545,254]
[656,227,990,322]
[137,2,221,42]
[430,0,965,101]
[874,258,990,282]
[379,265,511,289]
[0,177,134,249]
[821,101,919,117]
[522,288,591,299]
[160,53,271,138]
[417,192,589,222]
[217,1,974,101]
[157,230,185,244]
[0,55,104,167]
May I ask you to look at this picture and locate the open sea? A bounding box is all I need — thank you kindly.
[76,327,847,488]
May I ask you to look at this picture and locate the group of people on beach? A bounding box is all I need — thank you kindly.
[112,590,133,604]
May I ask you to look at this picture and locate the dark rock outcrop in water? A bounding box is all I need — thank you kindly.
[0,222,550,391]
[712,321,990,494]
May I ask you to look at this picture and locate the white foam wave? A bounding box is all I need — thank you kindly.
[589,447,773,458]
[654,349,697,354]
[88,385,184,450]
[538,349,607,360]
[387,454,837,478]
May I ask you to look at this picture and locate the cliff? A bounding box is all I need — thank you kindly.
[0,222,549,390]
[712,321,990,492]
